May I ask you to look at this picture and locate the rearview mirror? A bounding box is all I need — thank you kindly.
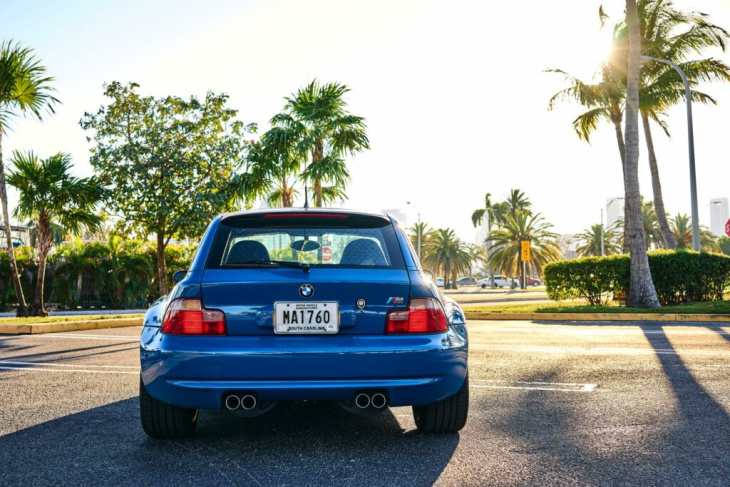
[291,239,321,252]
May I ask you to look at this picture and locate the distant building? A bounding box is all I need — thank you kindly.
[382,208,407,228]
[710,197,729,237]
[606,197,624,230]
[558,234,578,260]
[474,218,489,247]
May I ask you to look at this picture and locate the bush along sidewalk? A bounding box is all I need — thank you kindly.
[544,250,730,306]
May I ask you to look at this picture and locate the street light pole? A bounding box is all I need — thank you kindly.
[641,55,700,251]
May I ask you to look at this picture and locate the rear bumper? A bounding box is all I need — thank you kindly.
[140,325,468,409]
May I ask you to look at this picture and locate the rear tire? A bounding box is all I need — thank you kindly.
[140,377,198,439]
[413,373,469,433]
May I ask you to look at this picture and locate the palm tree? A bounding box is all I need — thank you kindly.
[504,189,533,218]
[422,229,471,290]
[7,151,104,316]
[471,193,499,287]
[670,213,719,251]
[408,221,433,261]
[574,224,621,256]
[486,211,561,287]
[251,130,301,208]
[611,0,730,249]
[625,0,661,308]
[0,41,58,316]
[269,80,369,207]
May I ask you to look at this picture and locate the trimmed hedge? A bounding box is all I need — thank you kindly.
[544,250,730,306]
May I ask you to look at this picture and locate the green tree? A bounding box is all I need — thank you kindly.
[717,235,730,255]
[670,213,718,252]
[574,224,621,256]
[0,41,58,316]
[719,236,730,255]
[269,80,369,207]
[486,211,561,287]
[504,189,532,218]
[422,228,471,290]
[7,151,104,315]
[612,0,730,249]
[249,131,300,208]
[471,192,504,287]
[408,221,433,262]
[80,81,256,295]
[625,0,661,308]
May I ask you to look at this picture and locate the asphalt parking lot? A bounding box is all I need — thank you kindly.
[1,321,729,486]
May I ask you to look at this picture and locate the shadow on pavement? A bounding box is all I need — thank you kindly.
[491,325,730,484]
[0,341,136,363]
[0,399,459,486]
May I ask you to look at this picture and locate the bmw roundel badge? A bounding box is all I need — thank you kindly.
[299,284,314,298]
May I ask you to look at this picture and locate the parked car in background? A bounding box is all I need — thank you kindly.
[435,277,445,288]
[526,276,543,286]
[456,277,477,286]
[477,276,517,288]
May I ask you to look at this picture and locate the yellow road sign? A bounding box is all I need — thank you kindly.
[521,241,531,261]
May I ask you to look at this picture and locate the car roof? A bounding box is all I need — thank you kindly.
[220,207,395,223]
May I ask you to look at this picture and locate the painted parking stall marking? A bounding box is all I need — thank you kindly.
[472,379,597,393]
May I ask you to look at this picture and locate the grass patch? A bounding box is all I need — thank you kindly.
[0,314,139,325]
[462,300,730,314]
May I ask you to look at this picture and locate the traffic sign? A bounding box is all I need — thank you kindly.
[322,246,333,263]
[521,241,531,261]
[725,218,730,237]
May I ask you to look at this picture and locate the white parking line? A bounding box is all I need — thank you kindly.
[471,344,730,356]
[469,325,730,336]
[472,379,597,392]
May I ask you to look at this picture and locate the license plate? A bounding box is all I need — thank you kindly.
[273,302,339,334]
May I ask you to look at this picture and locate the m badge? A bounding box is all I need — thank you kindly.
[386,297,404,305]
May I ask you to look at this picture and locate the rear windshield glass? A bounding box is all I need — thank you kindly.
[206,214,406,270]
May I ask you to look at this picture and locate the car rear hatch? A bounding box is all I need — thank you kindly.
[200,211,411,336]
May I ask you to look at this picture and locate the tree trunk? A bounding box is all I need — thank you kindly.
[444,262,451,290]
[641,113,677,249]
[0,132,29,316]
[451,268,458,290]
[611,118,631,254]
[313,178,323,208]
[625,0,660,308]
[32,215,51,316]
[157,232,169,296]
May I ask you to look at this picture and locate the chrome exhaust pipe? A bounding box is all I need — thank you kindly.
[355,393,371,409]
[371,393,387,409]
[240,394,257,411]
[225,394,241,411]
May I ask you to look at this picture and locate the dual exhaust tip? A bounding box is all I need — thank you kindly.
[224,393,257,411]
[355,392,388,410]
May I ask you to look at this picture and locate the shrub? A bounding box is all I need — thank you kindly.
[544,250,730,306]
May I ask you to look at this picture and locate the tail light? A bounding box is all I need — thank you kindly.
[385,298,448,334]
[162,298,226,335]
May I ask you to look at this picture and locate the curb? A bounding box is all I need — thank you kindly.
[464,312,730,322]
[0,317,143,335]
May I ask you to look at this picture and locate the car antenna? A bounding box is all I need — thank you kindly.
[304,184,309,209]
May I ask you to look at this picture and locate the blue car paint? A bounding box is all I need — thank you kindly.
[140,209,468,410]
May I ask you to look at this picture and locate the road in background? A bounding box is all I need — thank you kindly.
[1,321,729,486]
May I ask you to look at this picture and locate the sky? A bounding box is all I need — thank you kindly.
[1,0,729,243]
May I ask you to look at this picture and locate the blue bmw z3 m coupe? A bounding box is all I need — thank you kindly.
[139,208,468,438]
